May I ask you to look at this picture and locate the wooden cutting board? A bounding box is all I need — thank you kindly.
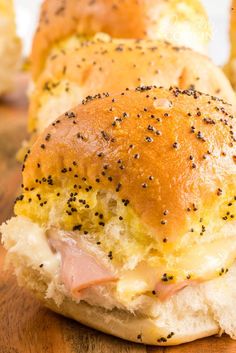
[0,75,236,353]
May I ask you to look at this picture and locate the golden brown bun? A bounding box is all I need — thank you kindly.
[31,0,210,79]
[225,3,236,89]
[29,39,235,133]
[22,87,236,243]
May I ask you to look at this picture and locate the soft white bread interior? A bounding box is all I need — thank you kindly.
[0,0,21,95]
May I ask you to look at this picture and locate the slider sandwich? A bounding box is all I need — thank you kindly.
[31,0,210,80]
[0,0,21,95]
[1,86,236,345]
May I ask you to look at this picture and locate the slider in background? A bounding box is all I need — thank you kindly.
[0,0,21,95]
[28,38,235,136]
[225,1,236,89]
[31,0,211,80]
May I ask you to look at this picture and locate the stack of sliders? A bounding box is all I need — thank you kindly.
[0,0,21,95]
[27,0,234,137]
[2,0,236,347]
[1,86,236,345]
[29,0,214,135]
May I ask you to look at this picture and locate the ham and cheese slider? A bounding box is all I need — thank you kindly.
[29,38,235,136]
[1,86,236,345]
[31,0,210,80]
[0,0,21,95]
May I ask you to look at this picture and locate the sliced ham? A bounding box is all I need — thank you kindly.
[155,279,198,301]
[48,230,197,302]
[50,239,117,298]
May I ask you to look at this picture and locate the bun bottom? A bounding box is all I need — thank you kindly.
[15,264,219,346]
[42,293,218,346]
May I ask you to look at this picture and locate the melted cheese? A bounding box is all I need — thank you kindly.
[117,237,236,302]
[1,217,60,276]
[2,216,236,304]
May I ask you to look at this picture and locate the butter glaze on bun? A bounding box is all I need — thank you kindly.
[29,38,235,134]
[23,87,236,240]
[31,0,210,79]
[2,87,236,345]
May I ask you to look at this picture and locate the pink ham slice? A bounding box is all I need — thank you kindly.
[50,239,117,298]
[155,280,198,301]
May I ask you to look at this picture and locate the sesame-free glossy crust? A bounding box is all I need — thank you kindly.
[29,39,236,132]
[31,0,210,79]
[22,87,236,242]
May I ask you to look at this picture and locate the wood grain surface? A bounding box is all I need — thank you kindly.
[0,75,236,352]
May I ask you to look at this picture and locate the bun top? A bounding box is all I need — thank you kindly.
[29,39,235,133]
[31,0,210,79]
[18,87,236,244]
